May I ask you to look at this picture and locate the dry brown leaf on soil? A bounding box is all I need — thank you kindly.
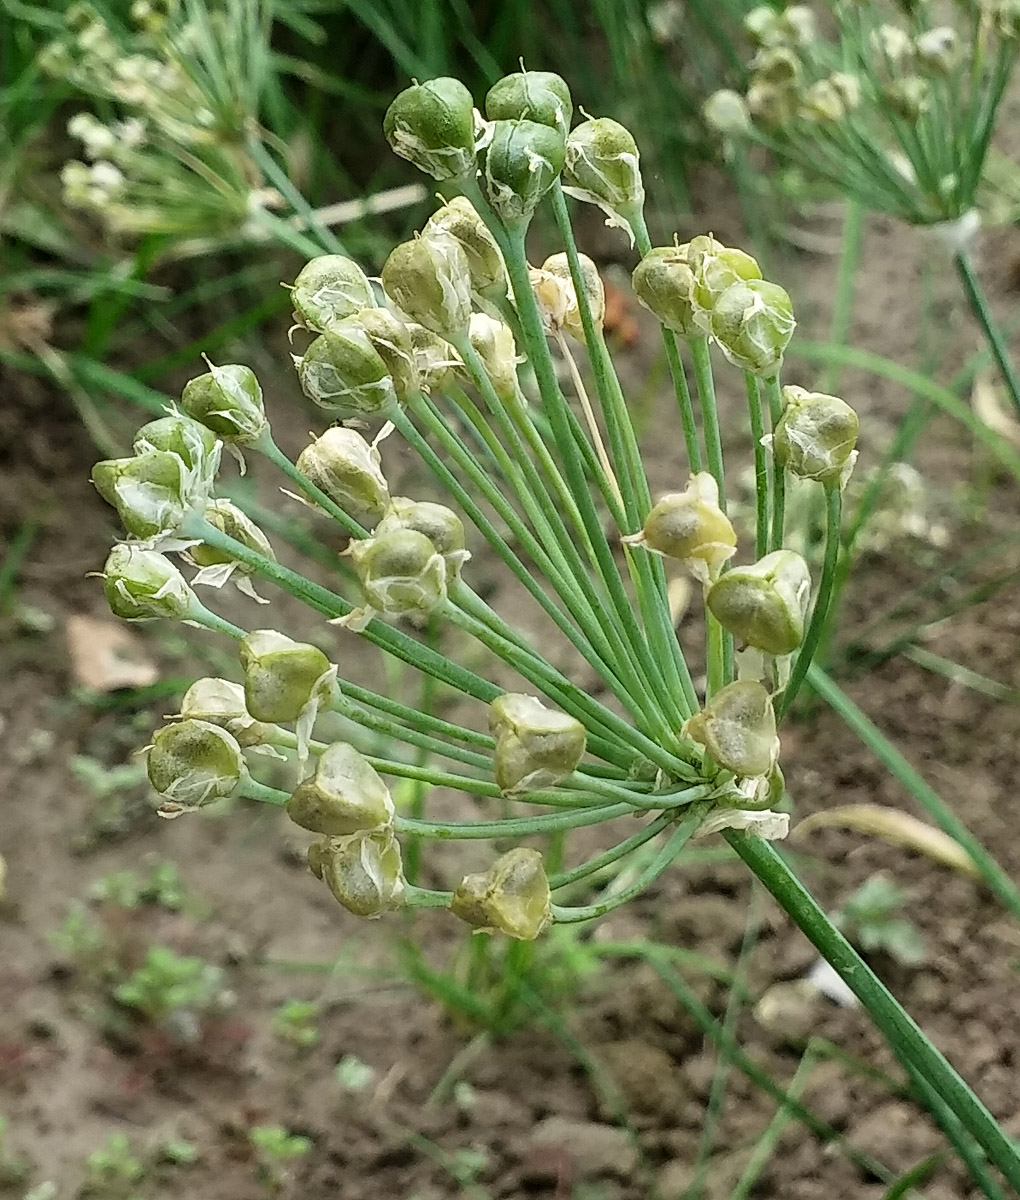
[793,804,979,878]
[971,368,1020,448]
[66,614,158,693]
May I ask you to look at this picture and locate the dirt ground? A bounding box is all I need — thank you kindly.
[3,205,1020,1200]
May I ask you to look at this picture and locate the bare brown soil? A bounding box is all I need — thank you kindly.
[3,210,1020,1200]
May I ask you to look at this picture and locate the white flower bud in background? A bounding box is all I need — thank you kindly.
[563,117,644,239]
[483,118,567,225]
[349,529,449,621]
[684,681,779,779]
[632,244,699,338]
[296,320,400,419]
[625,473,736,584]
[383,76,477,181]
[381,232,472,339]
[883,77,931,121]
[534,252,605,341]
[180,363,267,446]
[489,693,586,794]
[425,197,507,298]
[308,828,405,917]
[296,427,390,524]
[374,497,470,579]
[286,742,395,837]
[870,24,914,67]
[147,719,245,814]
[703,90,752,137]
[102,544,196,621]
[468,313,521,403]
[290,255,377,333]
[800,79,849,124]
[67,111,118,159]
[484,70,573,138]
[706,550,811,656]
[750,46,801,87]
[239,630,333,724]
[829,73,862,113]
[914,27,959,74]
[709,279,795,376]
[746,80,797,129]
[450,848,551,940]
[744,4,815,49]
[774,386,859,487]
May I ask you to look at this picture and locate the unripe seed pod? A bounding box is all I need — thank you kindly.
[688,234,762,318]
[239,629,333,724]
[296,426,390,523]
[178,677,278,748]
[536,251,605,340]
[375,496,468,577]
[706,550,810,655]
[483,118,566,224]
[703,90,752,137]
[190,499,275,571]
[468,312,520,402]
[883,77,930,120]
[451,847,551,940]
[750,45,801,86]
[290,255,376,332]
[746,80,797,129]
[133,415,218,470]
[684,681,779,778]
[381,233,472,339]
[745,3,815,48]
[349,528,448,619]
[628,473,736,584]
[489,693,586,794]
[485,70,572,137]
[563,117,644,232]
[287,742,394,837]
[426,196,506,296]
[147,719,245,811]
[774,386,859,487]
[408,322,459,393]
[180,363,266,445]
[632,245,699,338]
[709,279,795,377]
[355,306,420,402]
[296,321,399,418]
[871,24,914,66]
[829,73,862,112]
[92,450,188,540]
[800,79,847,124]
[103,544,196,621]
[309,828,405,917]
[383,76,476,181]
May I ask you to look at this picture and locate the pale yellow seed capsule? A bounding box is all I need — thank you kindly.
[450,847,551,940]
[625,473,736,585]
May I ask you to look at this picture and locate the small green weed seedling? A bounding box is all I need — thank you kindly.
[833,872,926,967]
[248,1124,312,1193]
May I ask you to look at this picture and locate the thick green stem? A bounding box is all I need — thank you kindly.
[778,486,840,719]
[762,374,786,552]
[954,245,1020,421]
[744,372,770,558]
[727,833,1020,1192]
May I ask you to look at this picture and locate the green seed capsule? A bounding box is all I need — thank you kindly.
[133,415,218,471]
[103,544,196,621]
[375,496,467,576]
[426,196,506,296]
[296,426,390,524]
[309,828,405,917]
[349,528,448,619]
[450,847,551,940]
[489,693,586,794]
[468,313,520,403]
[383,76,476,181]
[746,80,797,129]
[774,386,859,487]
[632,245,699,338]
[706,550,811,655]
[688,234,762,318]
[290,255,376,332]
[750,45,801,86]
[684,681,779,778]
[178,677,279,748]
[537,252,605,340]
[709,279,795,376]
[381,233,472,340]
[239,630,333,724]
[485,70,572,137]
[630,473,736,584]
[483,118,566,224]
[180,363,266,445]
[190,499,275,572]
[147,719,245,811]
[92,450,189,541]
[563,117,644,230]
[287,742,394,837]
[296,321,399,419]
[355,306,420,403]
